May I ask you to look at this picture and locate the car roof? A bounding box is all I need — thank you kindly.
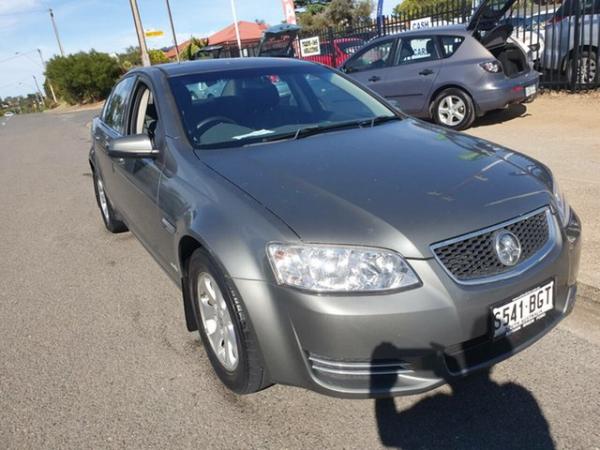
[135,57,313,78]
[370,24,470,43]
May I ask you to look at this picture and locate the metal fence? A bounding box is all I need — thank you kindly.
[283,0,599,91]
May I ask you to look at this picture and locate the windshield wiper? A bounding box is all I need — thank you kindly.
[292,116,401,140]
[236,116,402,147]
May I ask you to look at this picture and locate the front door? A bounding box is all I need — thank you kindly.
[112,78,165,263]
[343,38,400,98]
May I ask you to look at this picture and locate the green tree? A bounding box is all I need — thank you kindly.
[45,51,122,105]
[117,46,142,71]
[393,0,455,15]
[180,37,209,61]
[298,0,373,31]
[149,49,170,64]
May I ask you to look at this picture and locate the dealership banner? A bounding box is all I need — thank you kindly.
[282,0,297,24]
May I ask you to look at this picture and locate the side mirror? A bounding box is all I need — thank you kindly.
[107,134,158,158]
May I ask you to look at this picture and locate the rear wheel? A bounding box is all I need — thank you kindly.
[187,248,269,394]
[93,171,128,233]
[567,50,598,86]
[432,88,475,130]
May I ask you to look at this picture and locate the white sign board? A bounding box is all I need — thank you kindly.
[409,16,432,30]
[300,36,321,57]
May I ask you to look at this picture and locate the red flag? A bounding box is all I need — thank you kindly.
[282,0,297,24]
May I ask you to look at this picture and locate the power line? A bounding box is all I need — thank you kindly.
[0,50,38,65]
[0,9,46,17]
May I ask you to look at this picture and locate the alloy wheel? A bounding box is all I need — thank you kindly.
[577,56,597,85]
[197,272,239,371]
[438,95,466,127]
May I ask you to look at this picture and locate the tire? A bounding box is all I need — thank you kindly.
[92,171,128,233]
[567,50,598,86]
[187,248,269,394]
[432,88,475,130]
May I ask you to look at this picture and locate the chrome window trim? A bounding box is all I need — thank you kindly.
[430,206,558,286]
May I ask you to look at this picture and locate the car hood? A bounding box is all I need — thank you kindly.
[196,119,554,258]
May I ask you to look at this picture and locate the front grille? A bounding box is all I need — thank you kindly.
[432,209,550,282]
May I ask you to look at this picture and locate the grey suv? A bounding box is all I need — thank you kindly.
[90,57,581,398]
[341,0,539,130]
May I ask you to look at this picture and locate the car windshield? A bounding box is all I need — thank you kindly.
[168,65,397,149]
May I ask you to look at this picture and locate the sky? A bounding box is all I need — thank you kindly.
[0,0,398,99]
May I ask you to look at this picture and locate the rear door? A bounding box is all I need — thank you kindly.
[384,35,443,115]
[342,38,399,97]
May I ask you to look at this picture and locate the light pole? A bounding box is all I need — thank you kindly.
[37,49,58,104]
[165,0,180,62]
[229,0,243,57]
[32,75,45,105]
[128,0,151,66]
[48,9,65,57]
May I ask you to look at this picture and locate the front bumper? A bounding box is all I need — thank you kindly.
[235,211,581,398]
[474,70,541,116]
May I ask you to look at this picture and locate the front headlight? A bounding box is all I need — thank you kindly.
[266,243,420,293]
[553,179,570,226]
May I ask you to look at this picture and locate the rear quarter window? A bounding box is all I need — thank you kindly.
[439,36,465,58]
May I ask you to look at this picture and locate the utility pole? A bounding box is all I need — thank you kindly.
[128,0,151,66]
[37,49,58,104]
[32,75,45,106]
[229,0,243,57]
[48,9,65,57]
[165,0,180,62]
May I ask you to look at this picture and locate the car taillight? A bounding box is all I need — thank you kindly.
[480,61,502,73]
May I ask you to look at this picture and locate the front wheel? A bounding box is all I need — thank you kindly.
[432,88,475,130]
[92,171,128,233]
[187,248,269,394]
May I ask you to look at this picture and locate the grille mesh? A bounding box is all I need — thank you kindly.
[433,211,549,281]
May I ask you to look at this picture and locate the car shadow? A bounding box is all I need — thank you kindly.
[371,337,555,450]
[472,103,529,128]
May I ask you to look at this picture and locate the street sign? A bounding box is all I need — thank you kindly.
[409,17,432,30]
[300,36,320,57]
[145,30,165,38]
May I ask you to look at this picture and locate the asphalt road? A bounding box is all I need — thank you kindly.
[1,110,599,450]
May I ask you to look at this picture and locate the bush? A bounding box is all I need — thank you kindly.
[45,51,122,105]
[149,49,170,65]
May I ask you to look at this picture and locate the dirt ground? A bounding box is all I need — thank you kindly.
[466,93,600,290]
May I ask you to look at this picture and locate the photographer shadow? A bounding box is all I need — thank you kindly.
[372,336,554,450]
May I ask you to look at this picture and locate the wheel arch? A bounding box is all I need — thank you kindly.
[428,84,478,118]
[562,45,599,72]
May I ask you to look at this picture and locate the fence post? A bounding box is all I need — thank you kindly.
[327,27,337,68]
[570,0,581,91]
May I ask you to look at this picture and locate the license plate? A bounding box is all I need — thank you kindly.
[525,84,537,97]
[491,281,554,339]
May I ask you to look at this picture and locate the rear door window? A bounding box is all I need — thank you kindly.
[395,37,440,65]
[102,77,136,134]
[439,36,465,58]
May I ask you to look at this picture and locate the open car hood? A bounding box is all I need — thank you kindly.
[467,0,519,32]
[257,24,301,58]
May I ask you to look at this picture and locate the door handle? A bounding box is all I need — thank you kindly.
[419,69,434,76]
[368,75,381,82]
